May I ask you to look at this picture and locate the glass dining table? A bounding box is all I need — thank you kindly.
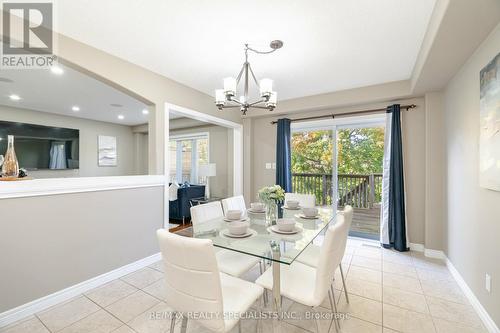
[175,205,337,319]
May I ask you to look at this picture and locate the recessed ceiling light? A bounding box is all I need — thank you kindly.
[9,94,20,101]
[50,66,64,75]
[118,115,125,120]
[72,106,80,111]
[142,109,149,115]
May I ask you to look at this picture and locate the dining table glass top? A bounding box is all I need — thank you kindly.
[175,206,337,265]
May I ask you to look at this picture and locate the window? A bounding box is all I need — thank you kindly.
[169,133,209,184]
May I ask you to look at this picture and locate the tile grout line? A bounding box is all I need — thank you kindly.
[34,313,53,333]
[414,258,438,333]
[140,285,167,303]
[118,268,164,291]
[85,281,139,310]
[41,296,103,333]
[82,294,139,333]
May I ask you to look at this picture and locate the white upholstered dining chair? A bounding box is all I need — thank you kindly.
[295,205,353,306]
[284,192,316,207]
[221,195,247,216]
[255,213,350,333]
[190,201,261,277]
[156,230,263,333]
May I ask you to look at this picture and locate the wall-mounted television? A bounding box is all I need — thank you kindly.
[0,121,79,170]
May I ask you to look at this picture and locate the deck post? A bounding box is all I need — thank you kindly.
[369,174,375,208]
[322,174,327,205]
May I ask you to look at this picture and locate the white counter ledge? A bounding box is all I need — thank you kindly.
[0,175,166,199]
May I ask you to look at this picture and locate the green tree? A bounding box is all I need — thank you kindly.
[291,130,333,174]
[337,128,384,174]
[291,127,384,175]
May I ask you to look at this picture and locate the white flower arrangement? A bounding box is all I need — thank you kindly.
[258,185,285,204]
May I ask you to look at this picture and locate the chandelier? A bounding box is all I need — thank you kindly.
[215,40,283,115]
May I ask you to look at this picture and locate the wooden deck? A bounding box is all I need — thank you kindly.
[351,207,380,239]
[340,205,381,239]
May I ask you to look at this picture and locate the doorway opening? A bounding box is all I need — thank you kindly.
[164,103,243,230]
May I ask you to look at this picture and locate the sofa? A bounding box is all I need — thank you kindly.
[169,184,206,223]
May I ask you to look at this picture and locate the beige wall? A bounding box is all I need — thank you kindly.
[0,186,164,312]
[0,105,147,177]
[169,123,233,198]
[56,34,243,176]
[424,92,446,251]
[246,98,426,245]
[443,23,500,325]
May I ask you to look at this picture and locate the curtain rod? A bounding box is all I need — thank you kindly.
[270,104,417,125]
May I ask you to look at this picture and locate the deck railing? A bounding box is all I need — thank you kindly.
[292,173,383,208]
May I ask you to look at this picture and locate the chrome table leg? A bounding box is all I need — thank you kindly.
[270,240,282,333]
[170,311,177,332]
[270,240,282,317]
[180,314,188,333]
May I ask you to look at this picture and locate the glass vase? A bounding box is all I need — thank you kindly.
[2,135,19,179]
[265,202,278,225]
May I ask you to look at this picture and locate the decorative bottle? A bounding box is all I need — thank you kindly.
[2,135,19,179]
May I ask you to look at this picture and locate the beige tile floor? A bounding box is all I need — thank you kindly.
[0,239,487,333]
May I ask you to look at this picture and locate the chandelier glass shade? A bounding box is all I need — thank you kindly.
[215,41,283,115]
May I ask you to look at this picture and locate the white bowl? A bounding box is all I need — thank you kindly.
[302,207,318,217]
[286,200,299,208]
[276,218,296,232]
[228,221,249,235]
[250,202,265,211]
[226,210,243,220]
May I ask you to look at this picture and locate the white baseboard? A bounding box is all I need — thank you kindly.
[0,252,162,328]
[407,244,497,331]
[446,258,499,333]
[424,248,445,259]
[408,243,445,259]
[409,242,425,252]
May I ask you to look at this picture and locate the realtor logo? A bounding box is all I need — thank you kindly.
[1,1,56,69]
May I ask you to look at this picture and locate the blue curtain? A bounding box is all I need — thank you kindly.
[276,118,292,192]
[386,104,409,251]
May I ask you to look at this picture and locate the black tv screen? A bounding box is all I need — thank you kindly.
[0,121,79,170]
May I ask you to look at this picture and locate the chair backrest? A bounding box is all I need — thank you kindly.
[190,201,224,226]
[338,205,353,258]
[157,230,225,332]
[285,193,316,208]
[221,195,247,214]
[313,213,350,305]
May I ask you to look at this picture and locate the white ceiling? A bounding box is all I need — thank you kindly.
[54,0,436,101]
[0,63,149,126]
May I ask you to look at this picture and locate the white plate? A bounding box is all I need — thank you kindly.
[283,205,301,210]
[267,225,303,235]
[220,228,257,238]
[223,217,250,222]
[247,208,265,214]
[295,213,320,219]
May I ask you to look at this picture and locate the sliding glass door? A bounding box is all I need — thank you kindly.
[336,124,384,239]
[291,116,385,239]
